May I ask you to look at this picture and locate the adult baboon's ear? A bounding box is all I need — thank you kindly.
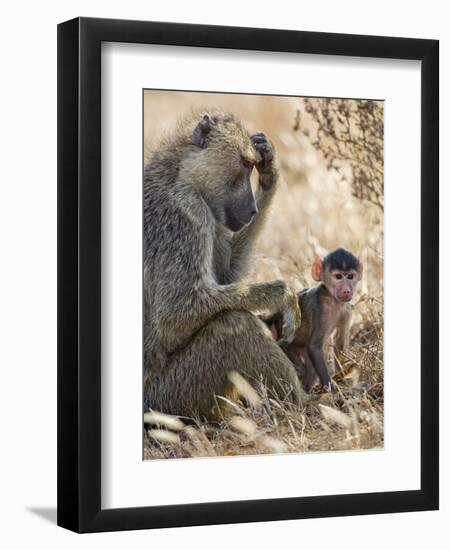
[311,255,323,282]
[192,113,214,147]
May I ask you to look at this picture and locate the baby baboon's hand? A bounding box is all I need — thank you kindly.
[251,132,278,192]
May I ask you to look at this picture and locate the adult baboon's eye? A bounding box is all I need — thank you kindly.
[242,158,252,168]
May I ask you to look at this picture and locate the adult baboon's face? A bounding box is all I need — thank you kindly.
[223,157,257,232]
[190,113,258,232]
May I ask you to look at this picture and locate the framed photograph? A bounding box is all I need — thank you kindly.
[57,17,439,533]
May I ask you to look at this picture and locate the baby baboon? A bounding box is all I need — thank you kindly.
[143,110,302,418]
[274,249,363,392]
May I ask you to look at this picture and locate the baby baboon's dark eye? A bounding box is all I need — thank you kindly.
[335,273,343,280]
[347,273,354,280]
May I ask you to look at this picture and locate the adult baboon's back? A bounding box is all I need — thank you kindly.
[143,110,302,417]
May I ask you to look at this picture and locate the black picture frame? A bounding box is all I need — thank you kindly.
[57,17,439,533]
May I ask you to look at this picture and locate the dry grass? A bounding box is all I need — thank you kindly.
[143,90,384,459]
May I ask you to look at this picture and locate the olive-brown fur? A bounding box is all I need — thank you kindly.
[143,110,302,417]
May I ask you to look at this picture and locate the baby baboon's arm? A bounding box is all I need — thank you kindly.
[333,307,352,372]
[307,330,332,391]
[335,308,352,352]
[302,289,333,390]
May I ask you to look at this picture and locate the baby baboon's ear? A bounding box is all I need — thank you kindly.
[311,255,323,282]
[192,113,214,148]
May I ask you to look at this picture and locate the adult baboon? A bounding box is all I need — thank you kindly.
[143,110,302,418]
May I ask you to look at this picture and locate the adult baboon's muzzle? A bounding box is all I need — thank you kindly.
[240,202,258,225]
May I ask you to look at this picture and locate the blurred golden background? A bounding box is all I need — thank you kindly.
[144,91,384,331]
[143,91,384,458]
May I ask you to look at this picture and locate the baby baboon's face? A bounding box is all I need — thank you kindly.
[324,267,360,303]
[312,248,363,303]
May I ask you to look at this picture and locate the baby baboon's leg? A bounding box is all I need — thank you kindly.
[283,344,318,392]
[146,311,303,418]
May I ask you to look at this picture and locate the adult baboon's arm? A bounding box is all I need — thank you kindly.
[154,276,298,355]
[228,132,279,281]
[228,186,276,281]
